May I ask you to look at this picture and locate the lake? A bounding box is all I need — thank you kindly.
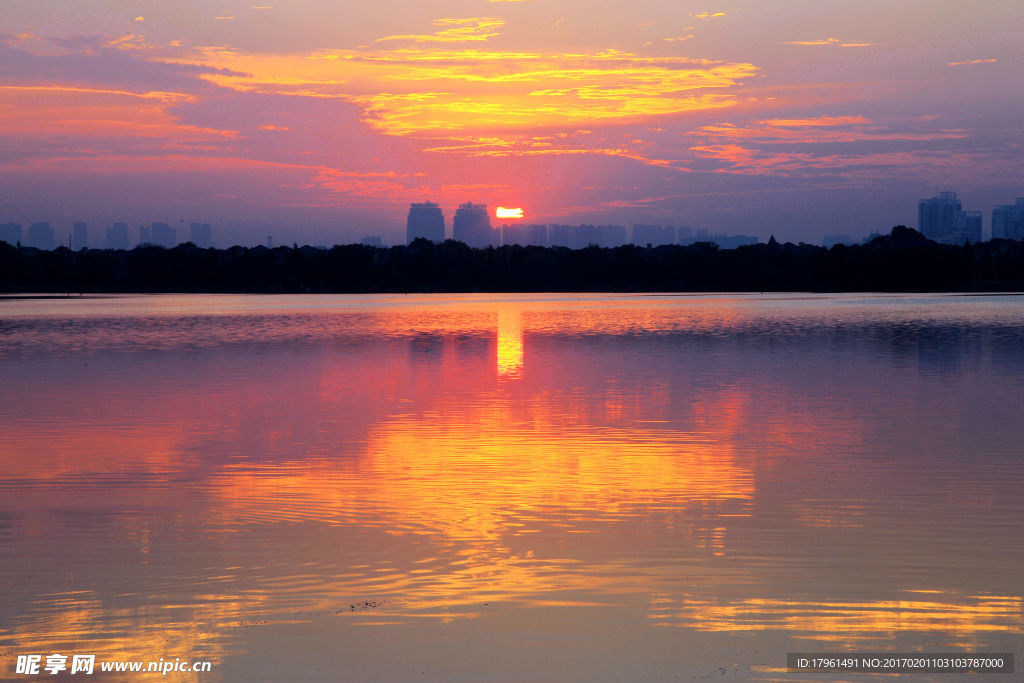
[1,293,1022,680]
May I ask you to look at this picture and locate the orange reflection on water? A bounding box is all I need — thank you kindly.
[361,390,755,540]
[201,383,758,614]
[5,294,1024,673]
[4,594,237,682]
[206,382,757,532]
[647,591,1024,645]
[496,309,524,378]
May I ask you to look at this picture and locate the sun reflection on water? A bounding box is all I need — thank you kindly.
[496,309,524,379]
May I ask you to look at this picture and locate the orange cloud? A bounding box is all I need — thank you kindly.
[689,143,1015,183]
[423,136,683,169]
[105,33,160,51]
[949,58,997,66]
[691,143,755,166]
[374,17,505,44]
[696,116,966,145]
[759,115,870,127]
[783,37,877,47]
[185,45,757,137]
[0,85,234,140]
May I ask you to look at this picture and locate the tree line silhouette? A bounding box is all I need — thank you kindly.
[3,226,1024,293]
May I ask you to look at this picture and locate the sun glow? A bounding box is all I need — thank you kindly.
[496,206,524,218]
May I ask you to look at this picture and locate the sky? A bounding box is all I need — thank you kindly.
[1,0,1022,246]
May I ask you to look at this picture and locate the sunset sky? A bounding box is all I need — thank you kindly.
[2,0,1022,245]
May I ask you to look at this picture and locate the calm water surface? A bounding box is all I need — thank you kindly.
[1,293,1022,681]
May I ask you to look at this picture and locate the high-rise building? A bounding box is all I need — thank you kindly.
[190,222,213,248]
[548,224,574,248]
[189,223,210,246]
[106,223,130,250]
[992,198,1024,241]
[954,211,982,244]
[360,235,382,247]
[918,191,960,241]
[632,224,674,246]
[406,201,445,244]
[528,224,549,247]
[27,222,54,250]
[577,224,600,248]
[501,224,525,246]
[452,202,493,248]
[918,191,981,244]
[151,222,176,247]
[138,224,151,245]
[503,224,548,246]
[598,225,627,248]
[540,224,627,249]
[0,223,22,246]
[72,222,88,250]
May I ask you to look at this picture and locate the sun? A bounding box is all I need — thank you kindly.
[496,207,524,219]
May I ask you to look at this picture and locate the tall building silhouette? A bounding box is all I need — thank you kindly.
[577,224,600,248]
[406,201,445,244]
[27,222,54,250]
[0,223,22,246]
[106,222,130,250]
[918,191,981,244]
[73,222,88,250]
[598,225,627,248]
[548,224,573,248]
[528,224,549,247]
[502,223,549,247]
[452,202,494,248]
[151,222,176,247]
[992,198,1024,241]
[956,212,982,244]
[632,224,674,247]
[190,222,212,248]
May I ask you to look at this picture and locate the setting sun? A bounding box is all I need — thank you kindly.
[496,207,524,219]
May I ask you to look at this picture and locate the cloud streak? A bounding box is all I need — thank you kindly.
[783,38,877,47]
[374,18,505,44]
[948,58,997,67]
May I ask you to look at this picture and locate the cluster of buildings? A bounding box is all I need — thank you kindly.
[406,201,496,248]
[918,192,983,245]
[918,192,1024,244]
[0,221,213,250]
[7,195,1023,252]
[822,192,1024,248]
[406,201,758,250]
